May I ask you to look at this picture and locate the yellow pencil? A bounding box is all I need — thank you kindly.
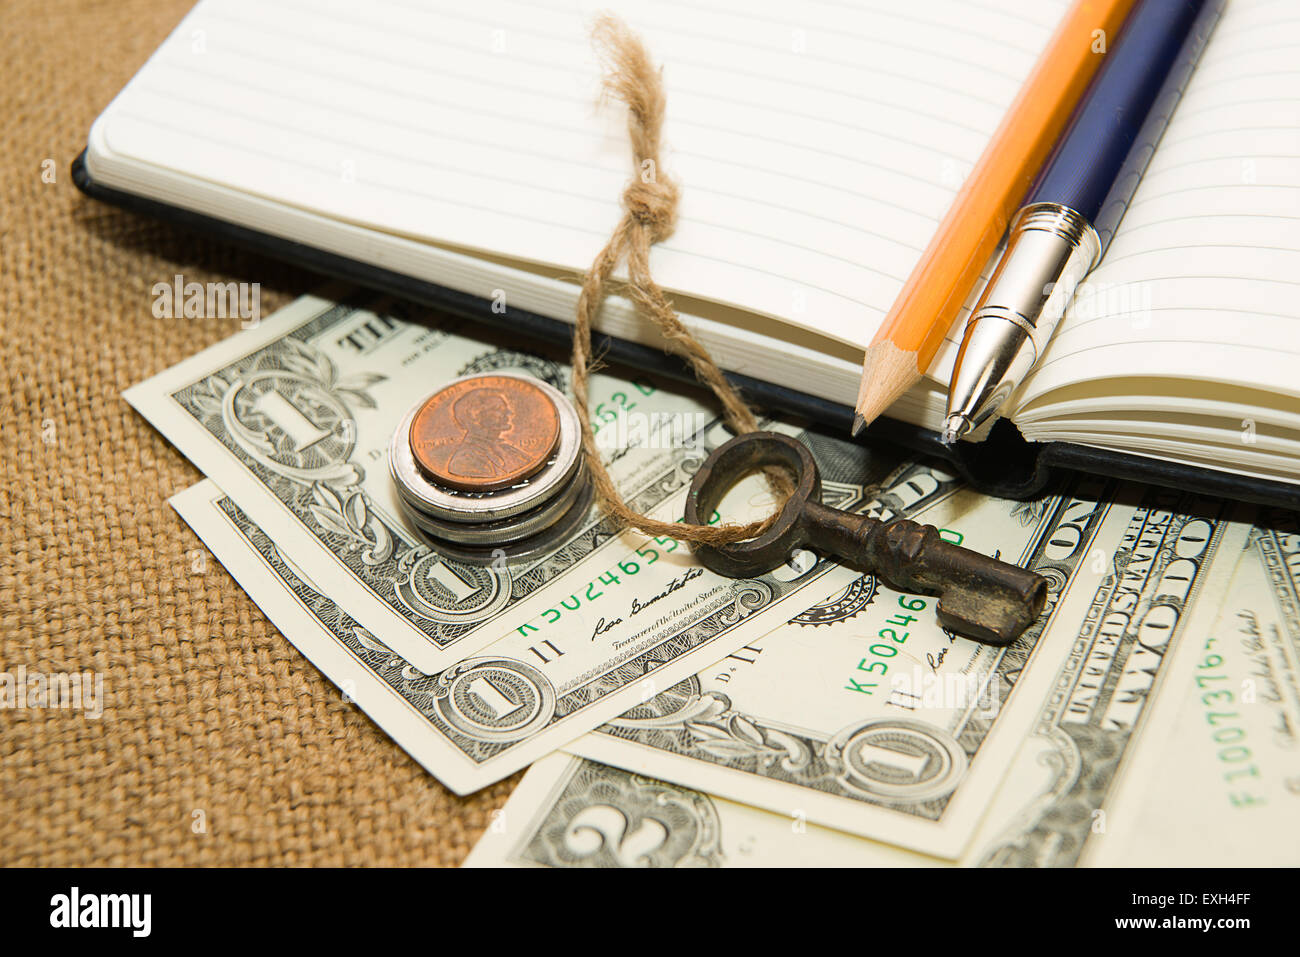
[852,0,1139,435]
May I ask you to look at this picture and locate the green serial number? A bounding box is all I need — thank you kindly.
[842,526,963,697]
[844,594,929,696]
[1195,635,1265,809]
[516,508,719,639]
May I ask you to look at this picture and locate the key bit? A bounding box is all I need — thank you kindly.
[684,431,1048,646]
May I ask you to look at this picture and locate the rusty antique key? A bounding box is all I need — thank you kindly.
[684,432,1048,646]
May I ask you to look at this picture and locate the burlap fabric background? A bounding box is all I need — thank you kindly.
[0,0,517,865]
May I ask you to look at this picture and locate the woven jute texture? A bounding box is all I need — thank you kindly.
[0,0,516,866]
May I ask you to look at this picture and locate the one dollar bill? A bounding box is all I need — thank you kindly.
[130,290,763,674]
[571,482,1248,858]
[130,290,949,682]
[471,496,1255,867]
[166,388,961,792]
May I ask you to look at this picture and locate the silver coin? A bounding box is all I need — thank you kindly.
[389,372,582,523]
[409,480,596,566]
[389,442,571,525]
[400,460,592,546]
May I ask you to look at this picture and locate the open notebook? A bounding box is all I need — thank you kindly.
[78,0,1300,497]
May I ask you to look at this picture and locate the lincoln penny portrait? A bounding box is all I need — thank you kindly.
[409,375,561,491]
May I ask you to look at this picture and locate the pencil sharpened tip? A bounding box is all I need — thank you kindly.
[940,414,971,447]
[850,413,866,438]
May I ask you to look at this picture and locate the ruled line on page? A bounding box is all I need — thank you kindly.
[170,6,999,212]
[806,0,1051,52]
[223,0,1042,173]
[1018,0,1300,409]
[139,45,957,216]
[108,106,895,314]
[1132,152,1300,183]
[99,0,1064,348]
[144,42,950,238]
[261,0,1020,118]
[1125,181,1300,211]
[1168,95,1300,122]
[1100,242,1300,267]
[121,79,916,286]
[134,50,949,231]
[1033,335,1300,378]
[631,0,1032,80]
[176,18,992,172]
[204,2,1008,147]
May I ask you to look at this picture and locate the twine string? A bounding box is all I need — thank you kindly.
[570,16,789,546]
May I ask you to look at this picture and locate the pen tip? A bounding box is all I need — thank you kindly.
[940,414,971,446]
[850,413,866,438]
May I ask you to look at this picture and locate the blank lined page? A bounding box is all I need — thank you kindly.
[1017,0,1300,420]
[93,0,1064,351]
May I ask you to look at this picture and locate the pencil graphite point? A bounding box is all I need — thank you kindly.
[850,413,866,438]
[853,341,921,433]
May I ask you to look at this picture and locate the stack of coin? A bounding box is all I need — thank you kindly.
[389,372,592,563]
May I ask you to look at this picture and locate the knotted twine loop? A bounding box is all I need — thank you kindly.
[570,16,790,547]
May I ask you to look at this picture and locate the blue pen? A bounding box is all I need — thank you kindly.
[943,0,1226,443]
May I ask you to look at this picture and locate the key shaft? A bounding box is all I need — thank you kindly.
[685,431,1049,646]
[799,501,1047,645]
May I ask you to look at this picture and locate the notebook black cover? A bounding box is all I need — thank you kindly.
[73,151,1300,510]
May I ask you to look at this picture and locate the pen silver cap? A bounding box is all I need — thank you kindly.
[945,202,1100,441]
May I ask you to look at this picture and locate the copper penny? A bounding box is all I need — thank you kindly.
[408,375,561,491]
